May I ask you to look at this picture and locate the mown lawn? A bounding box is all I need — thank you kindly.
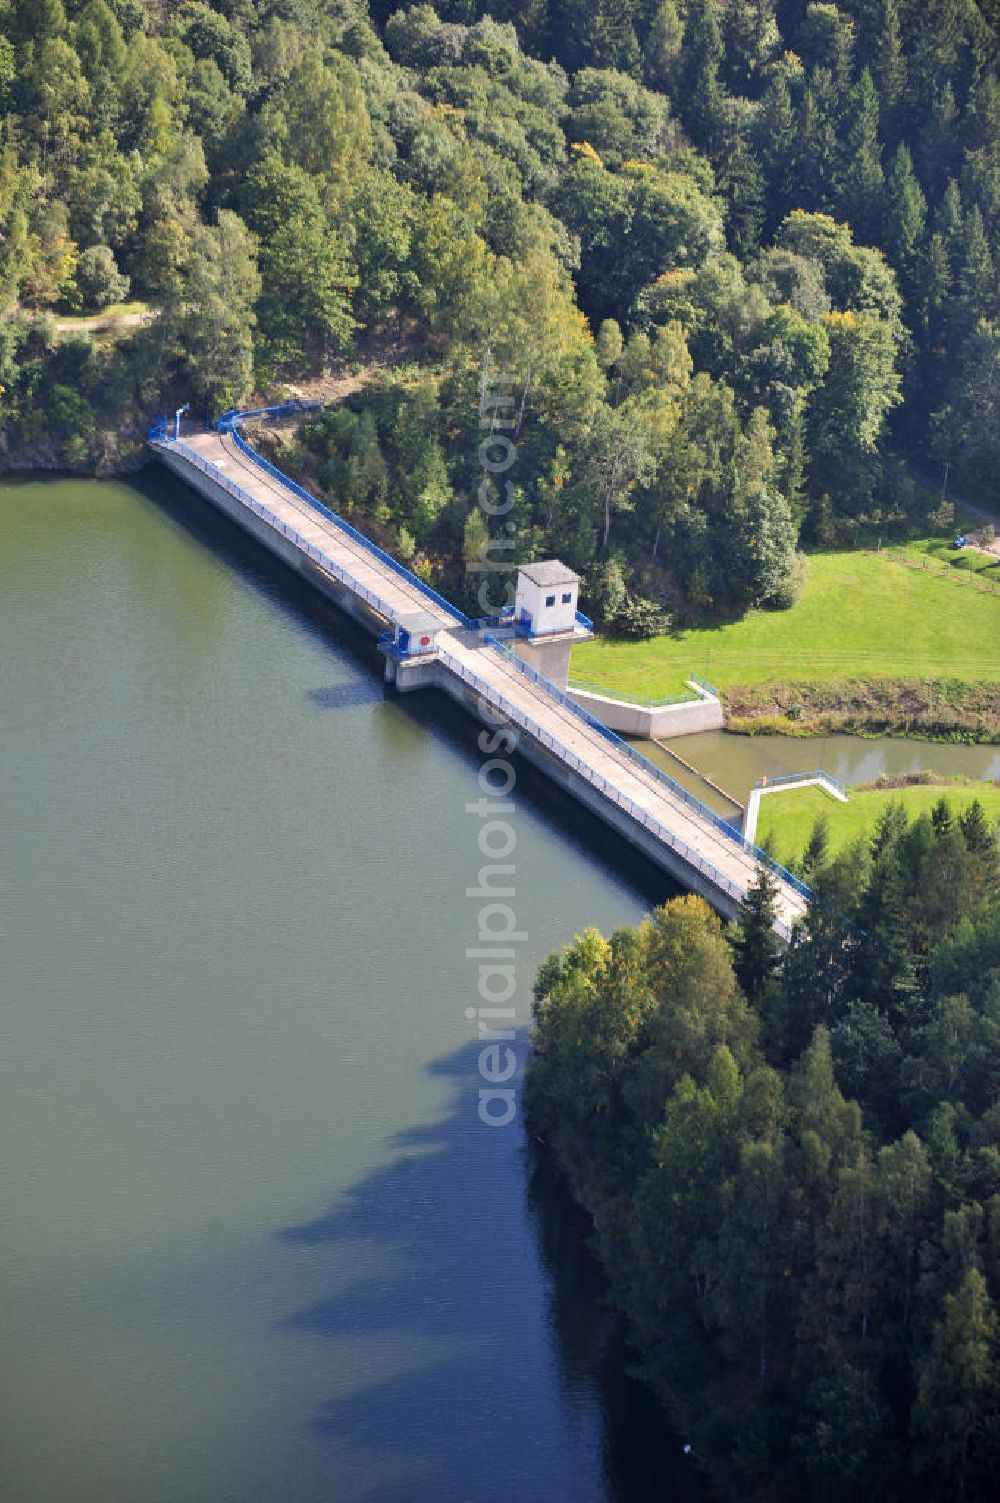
[759,780,1000,867]
[571,549,1000,699]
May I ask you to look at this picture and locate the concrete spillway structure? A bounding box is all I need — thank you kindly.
[149,418,811,938]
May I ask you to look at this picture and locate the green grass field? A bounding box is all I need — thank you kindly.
[571,547,1000,700]
[56,300,151,324]
[759,780,1000,867]
[900,533,1000,579]
[54,302,154,341]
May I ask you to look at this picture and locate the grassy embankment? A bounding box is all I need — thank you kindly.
[54,302,155,340]
[572,532,1000,741]
[759,777,1000,867]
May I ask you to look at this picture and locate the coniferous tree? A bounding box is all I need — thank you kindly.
[920,81,959,198]
[840,68,884,245]
[870,0,908,143]
[791,66,842,213]
[955,207,998,336]
[802,812,830,880]
[755,70,798,234]
[885,143,928,306]
[717,123,767,259]
[732,862,782,1005]
[681,0,727,153]
[912,1268,1000,1494]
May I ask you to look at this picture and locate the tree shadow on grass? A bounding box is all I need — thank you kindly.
[277,1038,704,1503]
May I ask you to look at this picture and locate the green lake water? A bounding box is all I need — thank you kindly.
[0,471,704,1503]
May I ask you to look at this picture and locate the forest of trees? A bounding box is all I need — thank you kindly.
[529,797,1000,1499]
[0,0,997,622]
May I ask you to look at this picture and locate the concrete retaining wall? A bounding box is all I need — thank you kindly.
[567,685,724,738]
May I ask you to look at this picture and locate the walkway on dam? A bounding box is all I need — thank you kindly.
[187,428,465,630]
[153,427,811,938]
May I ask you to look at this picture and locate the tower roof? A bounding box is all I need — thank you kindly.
[517,560,579,588]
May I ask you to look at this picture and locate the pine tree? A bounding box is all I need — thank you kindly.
[922,230,953,350]
[718,123,766,259]
[643,0,685,92]
[960,799,997,862]
[756,72,797,235]
[721,0,756,96]
[936,178,965,254]
[932,796,955,838]
[956,207,999,334]
[854,804,919,1021]
[781,399,808,523]
[920,81,959,198]
[732,863,782,1005]
[885,143,928,306]
[912,1268,1000,1491]
[802,813,830,880]
[681,0,727,154]
[871,0,907,146]
[791,68,843,214]
[840,69,884,245]
[928,180,965,355]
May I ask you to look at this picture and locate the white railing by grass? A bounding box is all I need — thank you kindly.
[566,672,721,708]
[744,770,848,846]
[566,677,700,707]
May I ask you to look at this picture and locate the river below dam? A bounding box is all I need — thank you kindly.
[640,728,1000,822]
[0,471,701,1503]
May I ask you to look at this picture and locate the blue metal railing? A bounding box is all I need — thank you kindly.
[216,399,321,431]
[439,643,806,937]
[162,405,600,640]
[483,634,813,905]
[222,422,470,629]
[148,433,405,627]
[149,423,810,925]
[689,673,720,698]
[465,607,516,633]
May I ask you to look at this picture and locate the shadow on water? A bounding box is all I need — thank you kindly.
[279,1038,707,1503]
[134,457,388,681]
[142,459,699,1499]
[307,681,385,710]
[525,1148,710,1503]
[139,457,681,911]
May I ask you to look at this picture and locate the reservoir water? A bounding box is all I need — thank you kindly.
[0,472,701,1503]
